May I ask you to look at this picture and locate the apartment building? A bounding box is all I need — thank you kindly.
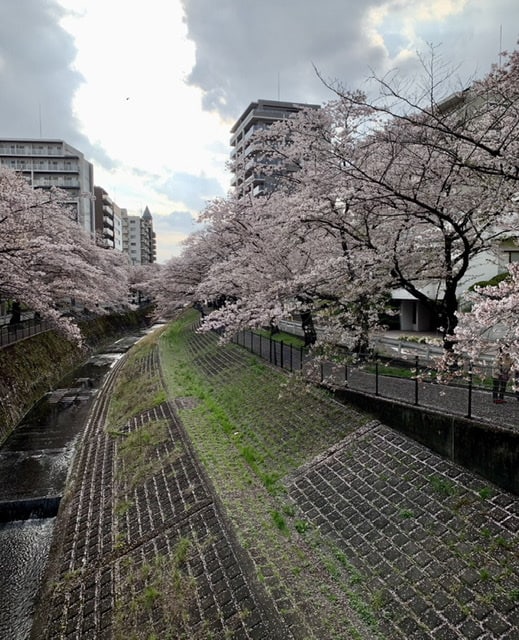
[121,206,157,265]
[0,138,95,233]
[230,99,320,197]
[94,186,123,251]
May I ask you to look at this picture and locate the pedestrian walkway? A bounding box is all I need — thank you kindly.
[233,329,519,430]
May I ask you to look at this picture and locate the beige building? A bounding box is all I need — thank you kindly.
[94,186,123,251]
[0,138,95,233]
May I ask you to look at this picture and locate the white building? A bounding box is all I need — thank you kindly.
[0,138,95,234]
[121,206,157,265]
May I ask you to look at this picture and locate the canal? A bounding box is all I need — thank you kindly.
[0,331,149,640]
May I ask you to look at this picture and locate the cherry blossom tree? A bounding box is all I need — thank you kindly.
[250,51,519,350]
[0,166,130,341]
[150,47,519,361]
[449,263,519,371]
[193,179,393,352]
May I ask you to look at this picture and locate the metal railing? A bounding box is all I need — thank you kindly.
[231,329,516,425]
[0,318,52,348]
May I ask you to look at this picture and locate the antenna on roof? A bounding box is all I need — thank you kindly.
[499,24,503,68]
[39,103,42,137]
[277,72,280,101]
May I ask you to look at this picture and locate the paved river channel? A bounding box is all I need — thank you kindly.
[0,331,151,640]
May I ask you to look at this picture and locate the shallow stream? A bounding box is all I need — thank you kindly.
[0,330,150,639]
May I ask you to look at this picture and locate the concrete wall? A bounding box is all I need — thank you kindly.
[332,387,519,495]
[0,309,151,443]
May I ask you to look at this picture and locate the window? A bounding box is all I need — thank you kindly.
[503,251,519,263]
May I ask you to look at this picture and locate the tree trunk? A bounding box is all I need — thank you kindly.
[9,301,21,326]
[300,311,317,346]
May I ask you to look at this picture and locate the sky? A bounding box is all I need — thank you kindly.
[1,0,518,263]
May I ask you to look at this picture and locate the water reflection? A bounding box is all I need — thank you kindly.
[0,518,56,640]
[0,328,149,638]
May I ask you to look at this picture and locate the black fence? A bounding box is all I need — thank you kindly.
[0,318,52,348]
[231,329,516,425]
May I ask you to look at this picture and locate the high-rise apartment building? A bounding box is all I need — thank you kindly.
[0,138,95,233]
[230,99,320,197]
[94,186,123,251]
[121,206,157,265]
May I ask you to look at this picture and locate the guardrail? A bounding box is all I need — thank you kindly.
[0,318,52,348]
[232,328,513,424]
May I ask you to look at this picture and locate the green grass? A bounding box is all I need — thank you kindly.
[106,330,167,430]
[114,418,174,490]
[157,310,378,639]
[429,475,458,497]
[113,538,196,640]
[253,328,305,348]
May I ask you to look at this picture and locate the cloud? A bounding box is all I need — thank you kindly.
[157,172,226,212]
[181,0,383,115]
[181,0,519,119]
[0,1,79,137]
[152,210,204,262]
[0,0,116,166]
[1,0,518,264]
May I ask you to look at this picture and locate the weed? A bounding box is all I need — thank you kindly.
[114,532,126,551]
[113,537,195,640]
[478,486,493,499]
[116,419,175,490]
[428,475,457,497]
[399,508,414,519]
[280,504,294,518]
[271,510,289,535]
[143,585,161,610]
[479,568,491,581]
[262,471,284,495]
[492,536,511,550]
[295,519,310,534]
[241,445,261,466]
[115,499,133,517]
[371,589,388,611]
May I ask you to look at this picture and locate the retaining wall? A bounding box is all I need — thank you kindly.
[0,309,152,443]
[332,387,519,495]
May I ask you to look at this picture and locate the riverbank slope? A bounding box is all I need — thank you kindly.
[33,310,519,639]
[0,308,152,442]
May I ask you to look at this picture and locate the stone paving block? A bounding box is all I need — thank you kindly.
[32,333,519,640]
[285,421,519,639]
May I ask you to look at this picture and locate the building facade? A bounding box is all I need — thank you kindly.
[121,206,157,265]
[0,138,95,233]
[94,186,123,251]
[230,99,320,198]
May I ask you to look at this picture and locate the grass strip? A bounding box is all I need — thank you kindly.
[159,309,380,639]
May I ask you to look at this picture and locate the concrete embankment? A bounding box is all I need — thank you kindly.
[0,309,152,442]
[32,316,519,639]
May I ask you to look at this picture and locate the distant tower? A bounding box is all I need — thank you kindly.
[141,206,157,264]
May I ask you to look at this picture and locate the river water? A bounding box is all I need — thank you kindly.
[0,331,150,640]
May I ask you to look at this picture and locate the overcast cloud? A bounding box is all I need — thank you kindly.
[181,0,519,115]
[0,1,518,261]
